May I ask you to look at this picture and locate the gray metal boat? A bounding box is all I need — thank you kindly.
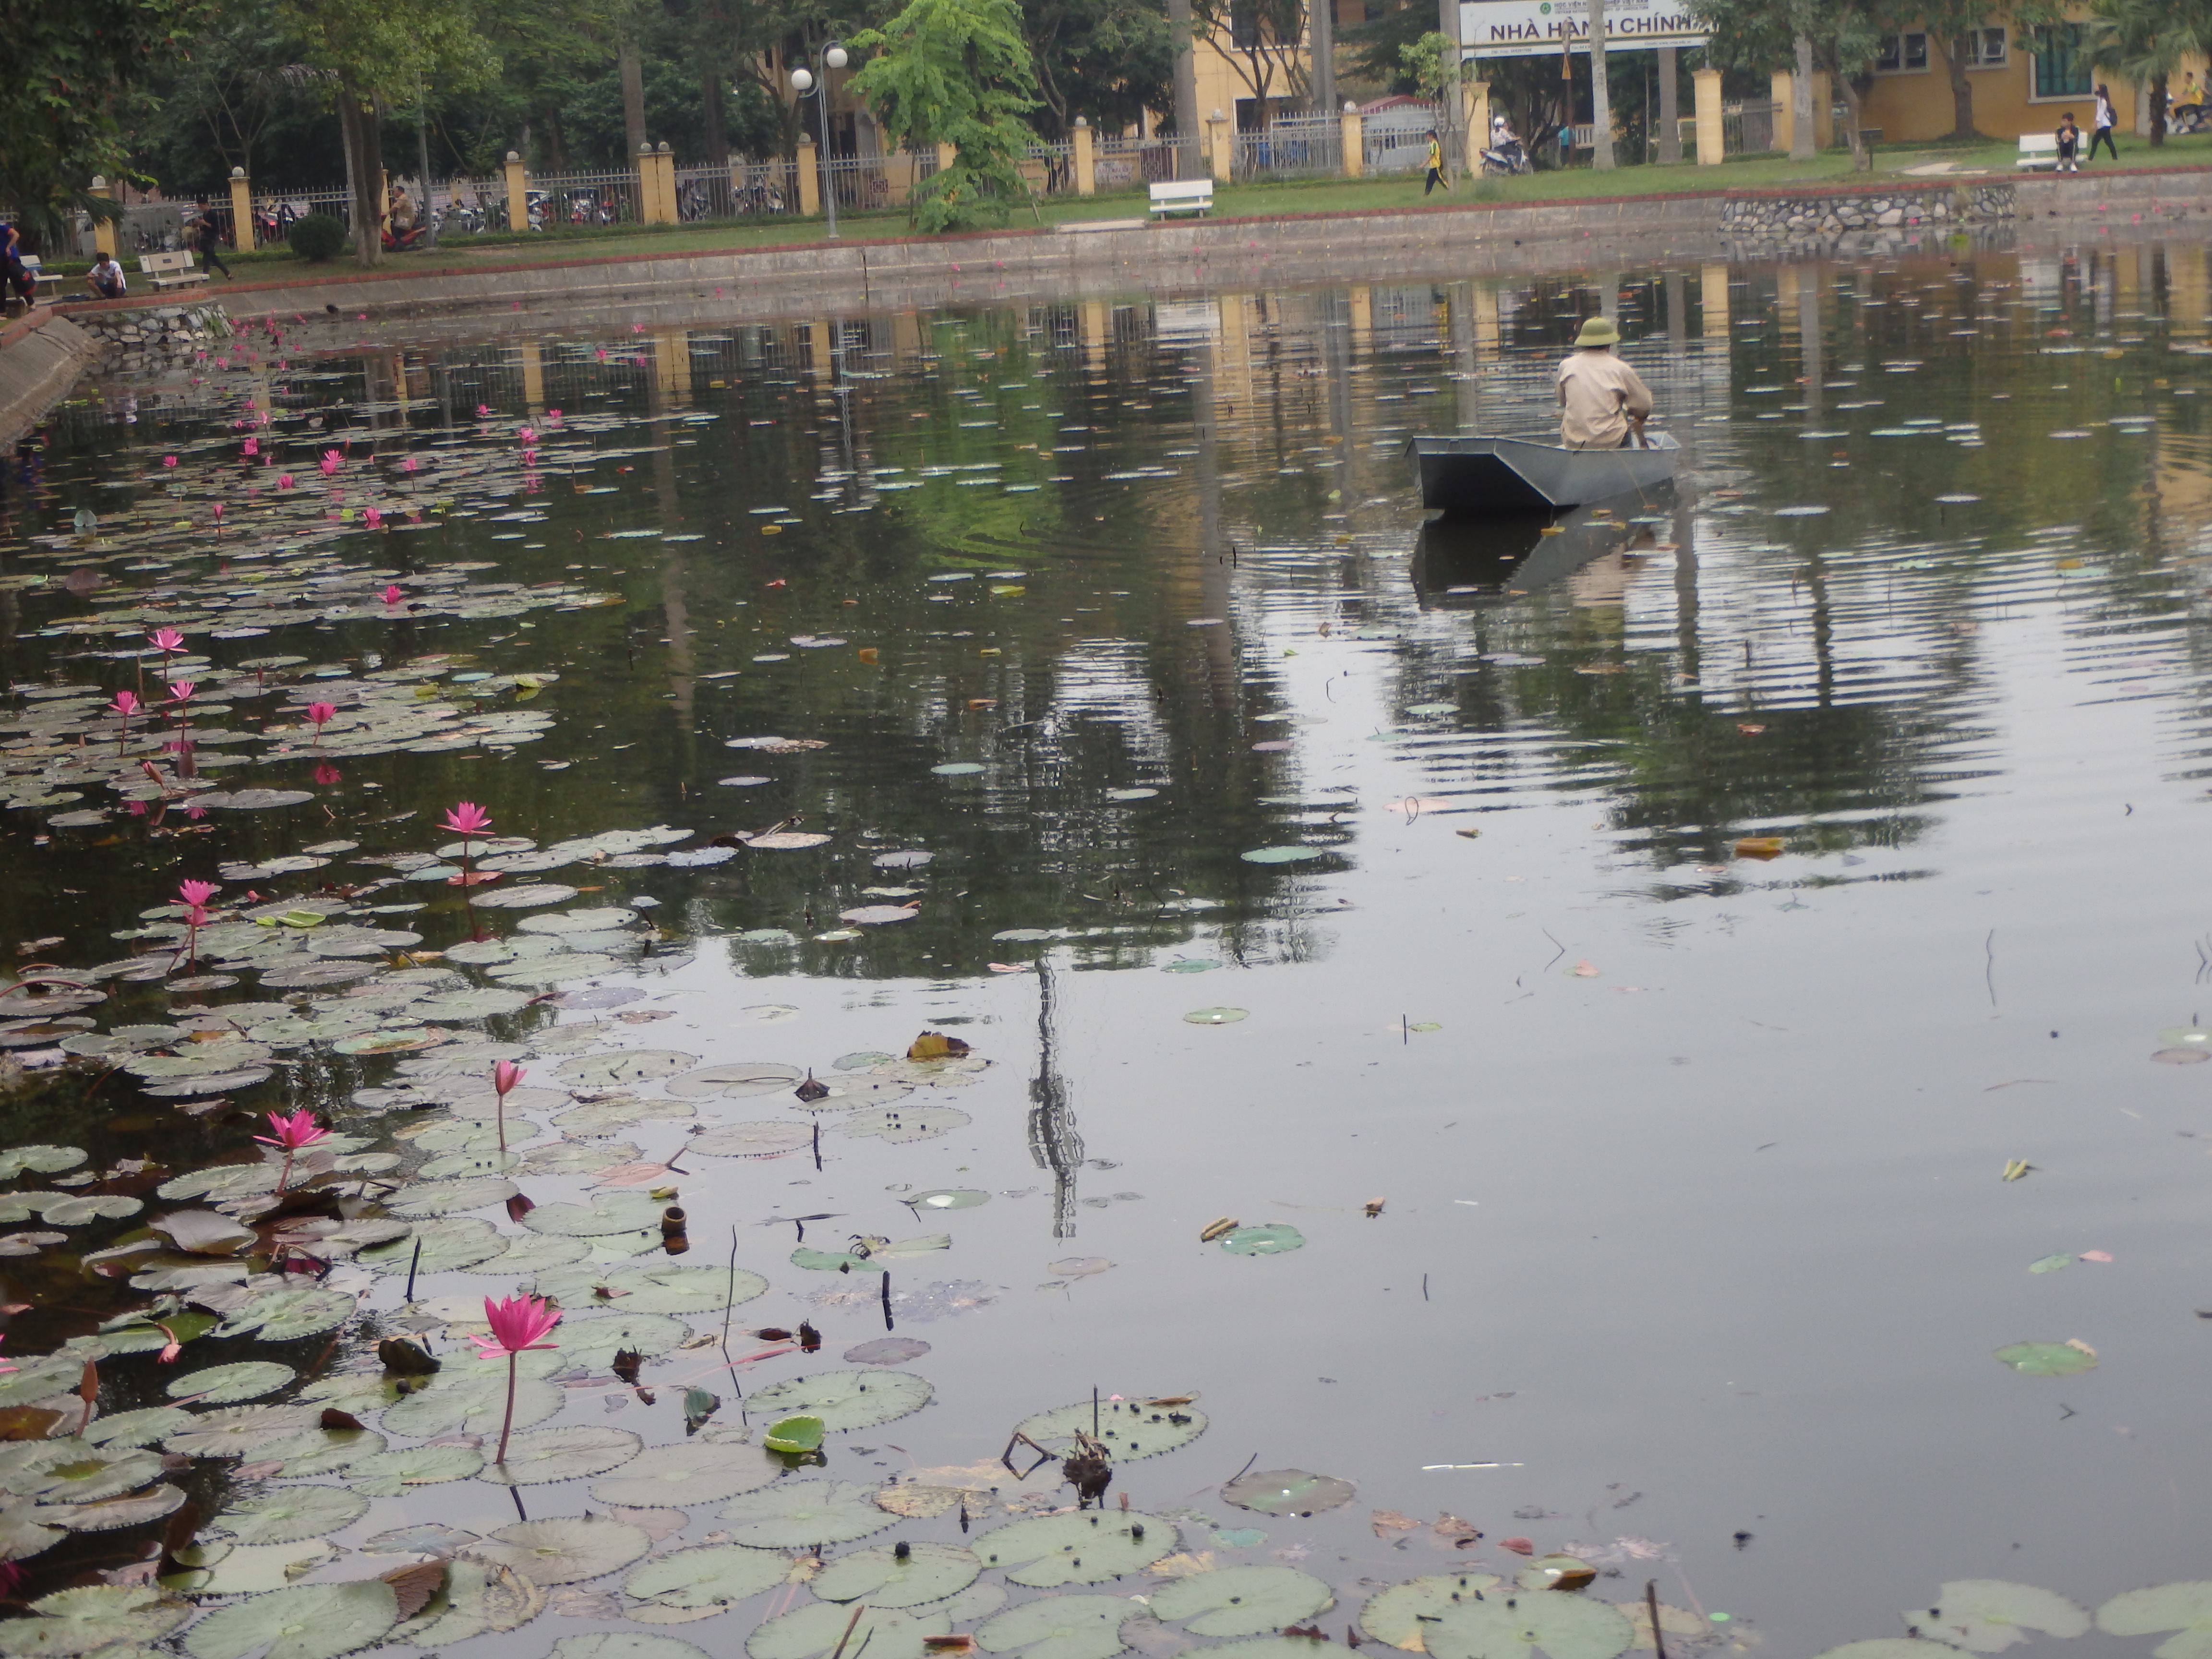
[1407,431,1680,514]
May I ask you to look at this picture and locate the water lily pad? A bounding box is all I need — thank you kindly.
[846,1337,932,1364]
[394,1558,546,1646]
[2099,1584,2212,1659]
[174,1539,339,1595]
[1812,1646,1977,1659]
[1170,1642,1338,1659]
[480,1424,644,1486]
[1017,1397,1207,1462]
[689,1121,815,1158]
[183,1580,397,1659]
[748,1604,941,1659]
[555,1049,698,1086]
[390,1175,520,1216]
[212,1485,368,1545]
[522,1191,666,1236]
[162,1405,320,1457]
[1913,1582,2089,1652]
[622,1543,788,1620]
[1424,1593,1635,1659]
[975,1512,1173,1587]
[559,1639,713,1659]
[1183,1008,1248,1025]
[932,763,986,776]
[836,1106,972,1144]
[907,1189,990,1211]
[381,1373,562,1439]
[664,1062,805,1098]
[1361,1574,1507,1647]
[218,1288,359,1342]
[348,1443,486,1497]
[167,1362,294,1404]
[1995,1341,2097,1376]
[1239,846,1324,864]
[740,1369,936,1432]
[470,882,581,909]
[1220,1225,1303,1256]
[358,1217,504,1274]
[717,1480,899,1546]
[556,1312,689,1365]
[977,1594,1131,1659]
[0,1147,83,1179]
[1222,1469,1354,1517]
[465,1515,652,1583]
[1151,1566,1333,1635]
[812,1542,982,1608]
[532,1261,767,1315]
[0,1587,189,1658]
[590,1439,781,1506]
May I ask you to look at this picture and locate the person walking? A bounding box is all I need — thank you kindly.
[1422,128,1450,195]
[2088,85,2120,162]
[187,199,232,278]
[1556,316,1653,450]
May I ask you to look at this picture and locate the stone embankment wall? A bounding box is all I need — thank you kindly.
[1720,182,2016,238]
[69,302,232,371]
[0,312,104,448]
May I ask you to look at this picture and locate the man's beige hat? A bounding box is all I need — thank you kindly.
[1573,316,1620,347]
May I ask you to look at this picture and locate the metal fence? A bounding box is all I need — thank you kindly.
[1674,101,1782,160]
[529,168,642,227]
[1364,122,1433,174]
[673,161,800,220]
[1094,136,1201,189]
[1233,116,1342,180]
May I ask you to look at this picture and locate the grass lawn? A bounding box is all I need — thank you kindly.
[44,130,2212,288]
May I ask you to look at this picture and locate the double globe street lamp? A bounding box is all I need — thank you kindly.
[788,44,849,239]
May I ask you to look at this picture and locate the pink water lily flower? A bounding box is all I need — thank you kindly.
[242,436,258,457]
[162,455,178,468]
[255,1108,329,1151]
[304,702,337,737]
[363,506,382,529]
[147,627,184,654]
[441,802,492,836]
[474,1293,560,1361]
[177,879,219,908]
[382,585,404,605]
[109,690,139,716]
[277,474,294,490]
[167,681,195,704]
[319,449,341,475]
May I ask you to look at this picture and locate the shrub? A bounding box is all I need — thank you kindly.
[287,214,348,263]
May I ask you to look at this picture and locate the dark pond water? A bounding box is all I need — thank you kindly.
[4,237,2212,1659]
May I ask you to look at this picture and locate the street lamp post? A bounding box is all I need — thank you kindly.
[788,43,849,239]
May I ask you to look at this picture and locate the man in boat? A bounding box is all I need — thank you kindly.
[1556,317,1652,449]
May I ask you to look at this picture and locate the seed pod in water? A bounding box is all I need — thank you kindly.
[1198,1217,1239,1243]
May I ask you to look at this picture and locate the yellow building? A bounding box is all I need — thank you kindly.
[1850,18,2185,142]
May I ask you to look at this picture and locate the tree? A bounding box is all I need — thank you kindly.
[848,0,1042,230]
[1690,0,1891,168]
[0,0,202,248]
[2088,0,2211,144]
[1019,0,1173,141]
[1189,0,1309,126]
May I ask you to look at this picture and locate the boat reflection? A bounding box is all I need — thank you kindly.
[1410,486,1675,609]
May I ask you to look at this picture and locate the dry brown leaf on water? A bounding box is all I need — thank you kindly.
[907,1031,972,1061]
[1572,961,1600,978]
[1432,1514,1480,1539]
[1364,1199,1386,1218]
[380,1561,446,1621]
[1198,1217,1239,1243]
[1371,1510,1419,1536]
[1626,1600,1712,1652]
[1498,1537,1535,1556]
[923,1640,974,1654]
[1147,1551,1217,1578]
[1732,837,1784,859]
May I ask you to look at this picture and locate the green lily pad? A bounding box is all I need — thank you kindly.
[1220,1225,1304,1256]
[167,1362,295,1405]
[1239,846,1324,864]
[182,1580,398,1659]
[558,1640,712,1659]
[464,1514,652,1584]
[907,1189,991,1211]
[743,1369,935,1431]
[390,1175,520,1216]
[381,1374,562,1439]
[522,1191,666,1236]
[479,1424,643,1486]
[1151,1566,1334,1635]
[933,763,986,776]
[1017,1397,1207,1462]
[162,1405,321,1457]
[556,1312,690,1365]
[1222,1469,1354,1517]
[622,1543,789,1620]
[687,1121,815,1158]
[529,1261,767,1315]
[1813,1647,1983,1659]
[977,1595,1132,1659]
[554,1049,699,1087]
[0,1443,165,1505]
[391,1557,546,1646]
[256,1428,384,1477]
[813,1541,982,1609]
[0,1587,191,1658]
[717,1480,900,1546]
[765,1416,825,1455]
[171,1539,338,1595]
[81,1407,193,1450]
[1360,1576,1507,1647]
[1172,1642,1340,1659]
[589,1439,781,1506]
[0,1147,84,1180]
[1183,1008,1248,1025]
[2099,1584,2212,1659]
[663,1062,805,1098]
[348,1443,486,1497]
[216,1288,358,1341]
[1995,1341,2098,1376]
[974,1512,1175,1587]
[213,1485,368,1544]
[835,1106,972,1144]
[39,1195,143,1226]
[1424,1593,1635,1659]
[748,1604,944,1659]
[1913,1582,2089,1652]
[467,1234,593,1274]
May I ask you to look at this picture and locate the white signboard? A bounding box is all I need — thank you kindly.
[1459,0,1706,57]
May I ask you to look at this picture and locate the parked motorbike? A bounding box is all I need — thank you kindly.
[1479,142,1533,176]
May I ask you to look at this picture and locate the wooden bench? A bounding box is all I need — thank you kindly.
[1149,179,1214,218]
[2017,133,2061,169]
[139,250,208,290]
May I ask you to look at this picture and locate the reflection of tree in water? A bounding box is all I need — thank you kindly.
[1027,960,1083,1238]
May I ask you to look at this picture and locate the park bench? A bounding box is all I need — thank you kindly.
[139,250,208,290]
[2017,133,2060,169]
[1149,179,1214,219]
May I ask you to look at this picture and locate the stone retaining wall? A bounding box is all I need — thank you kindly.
[0,312,103,448]
[70,302,231,371]
[1720,182,2015,238]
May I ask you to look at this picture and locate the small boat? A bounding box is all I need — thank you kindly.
[1412,490,1674,608]
[1407,431,1680,515]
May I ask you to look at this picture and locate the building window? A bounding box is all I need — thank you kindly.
[2033,24,2092,98]
[1875,32,1929,72]
[1966,26,2006,66]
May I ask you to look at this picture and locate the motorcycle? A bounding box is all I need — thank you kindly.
[1479,140,1533,176]
[380,222,430,252]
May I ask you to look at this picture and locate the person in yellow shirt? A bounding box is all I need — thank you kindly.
[1556,317,1653,448]
[2174,74,2204,132]
[1423,129,1449,195]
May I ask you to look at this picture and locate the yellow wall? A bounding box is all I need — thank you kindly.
[1850,20,2196,141]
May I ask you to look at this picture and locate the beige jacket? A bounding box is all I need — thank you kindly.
[1557,349,1653,448]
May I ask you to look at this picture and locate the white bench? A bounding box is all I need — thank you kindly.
[10,255,43,306]
[2017,133,2060,169]
[1149,179,1214,218]
[140,250,208,290]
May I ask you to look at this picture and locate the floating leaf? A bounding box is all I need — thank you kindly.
[167,1362,295,1405]
[974,1512,1175,1587]
[382,1373,562,1439]
[1222,1469,1354,1517]
[589,1440,781,1507]
[214,1485,368,1545]
[976,1594,1131,1659]
[464,1515,651,1584]
[1811,1646,1981,1659]
[1994,1341,2097,1377]
[813,1542,982,1609]
[522,1191,666,1236]
[392,1557,546,1646]
[765,1416,825,1455]
[1183,1008,1248,1026]
[183,1581,398,1659]
[217,1289,357,1341]
[173,1539,339,1595]
[558,1639,713,1659]
[359,1216,503,1274]
[1150,1567,1333,1635]
[555,1050,699,1086]
[480,1425,644,1486]
[744,1369,935,1431]
[391,1175,521,1216]
[1360,1575,1505,1648]
[1912,1581,2089,1652]
[0,1587,191,1657]
[717,1480,899,1546]
[2098,1584,2212,1659]
[846,1337,932,1365]
[664,1063,805,1099]
[622,1544,788,1621]
[1239,847,1324,864]
[1220,1225,1303,1256]
[1016,1397,1207,1463]
[1424,1593,1635,1659]
[0,1148,84,1180]
[749,1605,944,1659]
[687,1121,815,1158]
[530,1261,766,1315]
[163,1406,320,1457]
[558,1313,691,1365]
[836,1106,971,1144]
[908,1189,990,1211]
[349,1443,486,1497]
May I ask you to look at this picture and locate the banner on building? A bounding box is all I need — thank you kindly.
[1459,0,1706,56]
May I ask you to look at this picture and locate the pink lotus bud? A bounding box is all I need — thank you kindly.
[278,474,294,490]
[109,690,138,716]
[382,585,404,605]
[305,701,337,731]
[162,455,178,468]
[493,1060,525,1097]
[363,507,382,529]
[243,437,258,456]
[167,681,195,703]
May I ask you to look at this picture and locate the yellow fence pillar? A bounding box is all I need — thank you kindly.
[1812,73,1834,147]
[89,176,118,259]
[797,134,822,216]
[1700,264,1730,336]
[505,151,529,231]
[1206,110,1232,181]
[228,167,256,251]
[1466,82,1490,173]
[1770,71,1794,152]
[1073,119,1096,195]
[519,340,545,413]
[637,144,657,223]
[1341,101,1364,177]
[1693,69,1725,165]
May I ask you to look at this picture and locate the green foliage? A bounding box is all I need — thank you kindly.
[1022,0,1173,140]
[849,0,1043,231]
[1399,30,1465,104]
[287,213,349,261]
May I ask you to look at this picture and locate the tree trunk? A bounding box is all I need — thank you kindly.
[1790,34,1814,159]
[337,84,384,268]
[620,36,649,156]
[1656,45,1680,162]
[702,61,727,163]
[1937,33,1978,139]
[1311,0,1335,116]
[2150,72,2168,144]
[1587,0,1614,167]
[1838,72,1870,169]
[1167,0,1202,176]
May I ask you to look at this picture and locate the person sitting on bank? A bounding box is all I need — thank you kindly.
[2055,112,2081,172]
[2172,75,2203,130]
[85,251,126,299]
[1557,316,1653,450]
